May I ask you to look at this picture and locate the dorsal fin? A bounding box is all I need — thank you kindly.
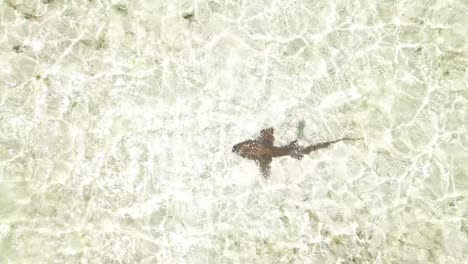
[257,128,274,145]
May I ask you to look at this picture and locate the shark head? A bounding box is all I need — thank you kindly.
[232,140,254,157]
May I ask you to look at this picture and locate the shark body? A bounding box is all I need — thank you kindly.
[232,128,360,178]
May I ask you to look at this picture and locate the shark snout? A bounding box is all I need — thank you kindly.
[232,144,240,153]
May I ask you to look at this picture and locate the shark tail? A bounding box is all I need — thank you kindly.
[299,137,363,155]
[287,137,362,159]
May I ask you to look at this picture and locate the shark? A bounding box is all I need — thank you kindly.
[232,128,361,178]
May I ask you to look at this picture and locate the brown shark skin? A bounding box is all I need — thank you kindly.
[232,128,361,178]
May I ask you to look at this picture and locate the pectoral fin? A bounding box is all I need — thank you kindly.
[257,128,275,145]
[257,157,272,179]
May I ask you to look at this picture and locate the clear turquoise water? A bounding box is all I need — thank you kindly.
[0,0,467,263]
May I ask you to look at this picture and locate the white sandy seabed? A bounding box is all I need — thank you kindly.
[0,0,467,263]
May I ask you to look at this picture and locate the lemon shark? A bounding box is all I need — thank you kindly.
[232,128,361,178]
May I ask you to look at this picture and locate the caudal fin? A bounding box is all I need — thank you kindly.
[302,137,362,154]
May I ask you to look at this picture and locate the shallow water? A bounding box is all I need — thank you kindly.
[0,0,467,263]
